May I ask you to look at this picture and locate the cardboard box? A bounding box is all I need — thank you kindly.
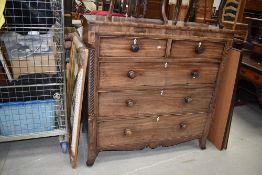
[11,52,57,79]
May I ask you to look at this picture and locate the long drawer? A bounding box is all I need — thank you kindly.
[99,62,219,89]
[170,40,225,59]
[97,113,207,150]
[99,87,214,117]
[99,37,167,57]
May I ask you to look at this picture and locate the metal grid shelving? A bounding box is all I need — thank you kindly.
[0,0,67,145]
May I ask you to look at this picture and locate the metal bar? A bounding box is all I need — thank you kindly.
[0,83,64,89]
[0,129,67,142]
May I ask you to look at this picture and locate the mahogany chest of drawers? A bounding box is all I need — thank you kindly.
[82,15,235,166]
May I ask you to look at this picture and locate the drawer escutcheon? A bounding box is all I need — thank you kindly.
[179,122,187,129]
[126,99,135,107]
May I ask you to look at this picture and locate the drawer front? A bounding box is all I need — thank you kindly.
[97,113,207,150]
[99,37,167,57]
[99,62,219,89]
[240,66,262,85]
[170,40,225,59]
[99,87,214,117]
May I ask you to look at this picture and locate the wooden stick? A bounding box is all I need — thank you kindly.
[218,0,227,28]
[107,0,116,21]
[173,0,183,24]
[162,0,168,24]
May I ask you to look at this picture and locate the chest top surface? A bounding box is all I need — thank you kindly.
[83,15,234,35]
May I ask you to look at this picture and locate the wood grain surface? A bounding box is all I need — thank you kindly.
[99,37,167,57]
[97,113,207,150]
[99,62,219,89]
[170,40,225,59]
[208,49,240,149]
[98,87,214,117]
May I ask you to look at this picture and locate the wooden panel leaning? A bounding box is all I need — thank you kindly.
[82,0,237,166]
[66,33,89,168]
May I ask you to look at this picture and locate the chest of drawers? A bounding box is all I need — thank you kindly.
[83,15,235,166]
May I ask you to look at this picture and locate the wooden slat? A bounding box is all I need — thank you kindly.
[226,0,239,4]
[224,13,237,19]
[224,6,237,12]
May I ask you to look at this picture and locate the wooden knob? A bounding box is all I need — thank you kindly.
[127,70,136,79]
[130,39,139,52]
[195,42,204,54]
[126,99,135,107]
[124,128,132,136]
[179,123,187,129]
[191,70,199,79]
[184,96,193,103]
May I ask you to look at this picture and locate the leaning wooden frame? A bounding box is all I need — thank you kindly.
[66,33,89,168]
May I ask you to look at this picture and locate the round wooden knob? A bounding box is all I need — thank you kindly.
[130,39,139,52]
[191,70,199,79]
[184,96,193,103]
[195,42,204,54]
[126,99,135,107]
[124,128,132,136]
[179,123,187,129]
[127,70,136,79]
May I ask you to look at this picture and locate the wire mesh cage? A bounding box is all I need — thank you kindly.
[0,0,67,145]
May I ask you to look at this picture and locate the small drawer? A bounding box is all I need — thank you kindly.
[97,113,207,150]
[99,62,219,89]
[99,36,167,57]
[99,87,214,117]
[170,40,225,59]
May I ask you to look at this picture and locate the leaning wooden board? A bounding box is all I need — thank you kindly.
[66,33,89,168]
[82,1,238,166]
[208,49,241,150]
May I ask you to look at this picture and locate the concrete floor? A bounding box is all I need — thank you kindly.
[0,104,262,175]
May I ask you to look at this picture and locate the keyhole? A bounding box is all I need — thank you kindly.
[134,38,137,44]
[164,62,168,68]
